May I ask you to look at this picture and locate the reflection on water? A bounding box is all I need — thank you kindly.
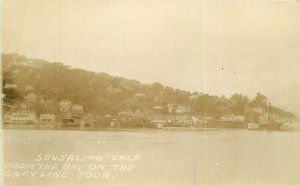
[2,129,300,186]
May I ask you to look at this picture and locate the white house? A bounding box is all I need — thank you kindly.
[72,104,84,113]
[10,111,36,124]
[59,100,72,112]
[175,105,190,114]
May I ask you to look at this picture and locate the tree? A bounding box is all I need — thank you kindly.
[151,82,164,95]
[252,92,268,108]
[3,88,22,105]
[230,94,249,115]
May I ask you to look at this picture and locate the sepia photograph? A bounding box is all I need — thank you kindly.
[1,0,300,186]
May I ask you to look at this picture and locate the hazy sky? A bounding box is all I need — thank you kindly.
[2,0,300,116]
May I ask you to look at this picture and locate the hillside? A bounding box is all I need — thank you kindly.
[2,53,297,119]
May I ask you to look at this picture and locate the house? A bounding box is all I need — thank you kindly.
[175,105,190,114]
[72,113,84,127]
[72,104,84,113]
[201,116,214,121]
[135,93,145,98]
[38,97,53,109]
[166,104,190,114]
[3,104,16,113]
[82,113,95,127]
[147,114,174,128]
[59,100,72,112]
[173,115,193,126]
[150,120,167,129]
[221,115,245,122]
[153,105,166,114]
[244,107,265,124]
[10,111,36,124]
[154,106,165,111]
[24,92,37,103]
[120,116,145,128]
[40,114,56,123]
[110,118,116,127]
[60,112,93,128]
[258,114,269,125]
[60,112,76,126]
[167,104,177,113]
[4,83,17,89]
[270,114,280,123]
[116,110,146,128]
[118,110,142,118]
[20,103,30,110]
[191,116,206,126]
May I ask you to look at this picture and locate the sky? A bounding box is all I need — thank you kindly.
[2,0,300,116]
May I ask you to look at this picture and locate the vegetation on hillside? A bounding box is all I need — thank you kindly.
[2,53,297,119]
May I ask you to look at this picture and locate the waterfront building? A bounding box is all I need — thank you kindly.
[40,114,57,123]
[9,111,36,124]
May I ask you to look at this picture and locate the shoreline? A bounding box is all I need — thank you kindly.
[2,125,299,132]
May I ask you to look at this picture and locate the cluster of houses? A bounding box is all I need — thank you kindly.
[3,100,247,129]
[2,83,289,130]
[3,102,285,131]
[3,83,94,129]
[3,97,94,129]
